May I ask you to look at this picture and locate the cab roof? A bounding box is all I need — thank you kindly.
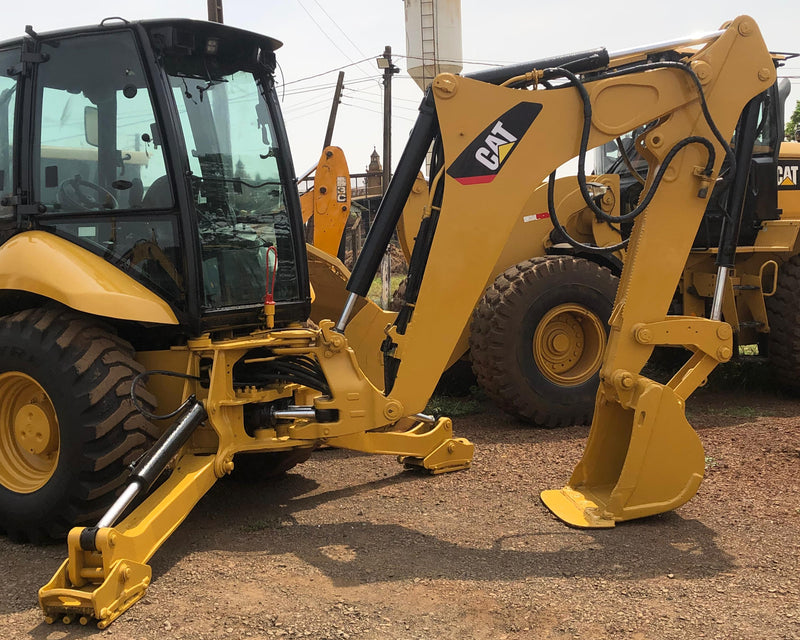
[0,17,282,52]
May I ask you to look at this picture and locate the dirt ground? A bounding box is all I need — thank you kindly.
[0,388,798,640]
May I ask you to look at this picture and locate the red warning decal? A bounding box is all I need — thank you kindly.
[523,212,551,222]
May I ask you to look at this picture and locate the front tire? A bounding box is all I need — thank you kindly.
[765,254,800,390]
[470,256,618,427]
[0,307,157,542]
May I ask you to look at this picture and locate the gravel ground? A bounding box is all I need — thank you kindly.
[0,389,798,640]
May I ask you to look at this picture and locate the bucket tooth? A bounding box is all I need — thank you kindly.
[542,380,705,527]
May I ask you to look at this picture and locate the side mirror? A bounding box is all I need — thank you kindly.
[84,106,98,147]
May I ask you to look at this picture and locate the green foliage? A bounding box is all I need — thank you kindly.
[644,345,779,393]
[703,352,778,393]
[785,99,800,141]
[425,388,484,417]
[368,274,406,305]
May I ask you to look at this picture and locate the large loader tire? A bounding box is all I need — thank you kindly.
[0,307,157,543]
[470,256,618,427]
[765,254,800,391]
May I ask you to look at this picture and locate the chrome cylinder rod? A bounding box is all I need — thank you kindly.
[335,292,359,332]
[411,413,436,423]
[95,399,207,531]
[609,29,725,63]
[710,265,729,321]
[272,406,317,420]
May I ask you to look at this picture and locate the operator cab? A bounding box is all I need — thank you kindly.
[0,19,310,335]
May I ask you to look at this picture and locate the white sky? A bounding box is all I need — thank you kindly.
[0,1,797,176]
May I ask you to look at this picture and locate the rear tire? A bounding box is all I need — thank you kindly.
[765,254,800,390]
[470,256,618,427]
[231,449,313,482]
[0,307,157,543]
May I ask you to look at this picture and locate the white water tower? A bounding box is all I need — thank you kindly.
[404,0,463,92]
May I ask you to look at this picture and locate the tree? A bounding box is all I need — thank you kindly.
[785,99,800,141]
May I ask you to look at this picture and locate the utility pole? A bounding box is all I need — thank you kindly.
[323,71,345,149]
[378,46,399,309]
[207,0,223,23]
[380,46,399,195]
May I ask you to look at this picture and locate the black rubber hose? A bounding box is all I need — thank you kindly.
[131,370,201,421]
[543,60,735,254]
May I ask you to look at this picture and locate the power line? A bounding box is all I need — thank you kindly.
[283,105,331,124]
[347,86,422,105]
[310,0,370,60]
[280,57,376,88]
[294,0,380,86]
[396,53,518,67]
[343,91,419,114]
[340,101,417,123]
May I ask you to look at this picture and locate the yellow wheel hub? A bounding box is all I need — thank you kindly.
[0,372,59,493]
[533,303,606,386]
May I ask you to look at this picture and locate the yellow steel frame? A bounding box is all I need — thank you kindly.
[40,322,472,626]
[540,16,775,526]
[300,146,352,256]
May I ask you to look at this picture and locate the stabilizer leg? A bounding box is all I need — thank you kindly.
[39,400,212,628]
[327,416,473,474]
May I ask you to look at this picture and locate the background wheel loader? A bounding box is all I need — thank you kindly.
[0,15,777,628]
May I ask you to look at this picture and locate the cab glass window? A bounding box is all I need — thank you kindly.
[34,32,170,212]
[33,32,185,306]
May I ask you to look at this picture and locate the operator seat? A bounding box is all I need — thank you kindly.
[142,175,172,209]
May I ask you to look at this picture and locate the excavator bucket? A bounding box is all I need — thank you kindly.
[541,379,705,528]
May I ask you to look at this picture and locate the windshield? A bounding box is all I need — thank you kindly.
[593,128,647,176]
[167,63,300,311]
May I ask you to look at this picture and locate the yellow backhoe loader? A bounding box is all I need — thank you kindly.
[0,15,776,627]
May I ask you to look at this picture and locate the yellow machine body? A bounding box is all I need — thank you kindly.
[674,139,800,345]
[39,322,473,626]
[0,231,178,325]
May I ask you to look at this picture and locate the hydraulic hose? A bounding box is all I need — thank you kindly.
[543,60,736,254]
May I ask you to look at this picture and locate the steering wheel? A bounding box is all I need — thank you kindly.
[57,175,118,211]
